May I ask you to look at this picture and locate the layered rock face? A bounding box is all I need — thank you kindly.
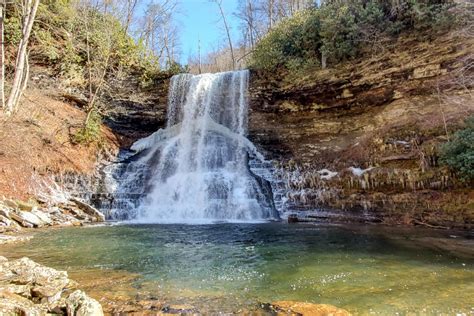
[102,73,172,147]
[248,33,474,228]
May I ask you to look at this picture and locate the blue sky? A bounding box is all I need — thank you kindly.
[177,0,240,63]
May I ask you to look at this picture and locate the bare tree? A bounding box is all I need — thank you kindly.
[5,0,40,114]
[236,0,261,49]
[122,0,140,34]
[211,0,235,70]
[0,0,5,109]
[235,0,313,52]
[78,1,113,127]
[139,0,180,68]
[198,35,202,74]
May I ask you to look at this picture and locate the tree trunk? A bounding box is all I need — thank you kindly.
[215,0,235,70]
[5,0,40,114]
[268,0,274,30]
[124,0,138,34]
[0,0,5,110]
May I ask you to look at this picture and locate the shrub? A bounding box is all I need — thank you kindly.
[72,110,102,144]
[249,9,322,71]
[440,116,474,182]
[5,0,168,88]
[249,0,458,73]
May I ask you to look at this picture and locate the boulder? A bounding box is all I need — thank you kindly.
[66,290,103,316]
[31,208,53,225]
[3,257,71,304]
[0,290,45,316]
[270,301,352,316]
[0,257,102,315]
[10,210,44,228]
[70,198,105,222]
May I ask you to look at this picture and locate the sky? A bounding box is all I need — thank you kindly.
[176,0,241,63]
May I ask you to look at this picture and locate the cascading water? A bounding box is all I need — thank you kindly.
[107,70,278,223]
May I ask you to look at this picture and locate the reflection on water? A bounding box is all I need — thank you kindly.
[1,223,473,314]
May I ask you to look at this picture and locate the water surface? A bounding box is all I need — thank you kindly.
[2,223,473,314]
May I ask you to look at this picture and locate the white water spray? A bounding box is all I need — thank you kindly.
[117,70,277,223]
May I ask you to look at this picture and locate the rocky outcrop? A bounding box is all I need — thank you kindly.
[0,198,105,233]
[101,73,172,147]
[249,32,474,228]
[0,256,103,315]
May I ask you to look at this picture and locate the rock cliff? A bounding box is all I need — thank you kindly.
[92,32,473,229]
[248,32,473,228]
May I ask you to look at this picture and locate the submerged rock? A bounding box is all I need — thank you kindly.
[270,301,351,316]
[0,235,32,245]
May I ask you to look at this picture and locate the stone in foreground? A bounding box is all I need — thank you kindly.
[66,290,103,316]
[0,256,103,315]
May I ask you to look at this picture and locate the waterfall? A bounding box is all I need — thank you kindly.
[108,70,278,223]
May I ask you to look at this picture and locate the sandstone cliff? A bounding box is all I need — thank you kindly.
[248,32,473,228]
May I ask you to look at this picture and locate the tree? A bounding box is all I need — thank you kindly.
[211,0,235,70]
[5,0,40,114]
[122,0,140,34]
[139,0,180,68]
[0,0,5,109]
[78,1,113,129]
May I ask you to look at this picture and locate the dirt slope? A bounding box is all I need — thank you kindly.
[0,89,119,200]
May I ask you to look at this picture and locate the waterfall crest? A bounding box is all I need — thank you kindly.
[114,70,278,223]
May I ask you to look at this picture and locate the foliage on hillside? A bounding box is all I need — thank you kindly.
[4,1,185,89]
[4,0,187,143]
[440,116,474,182]
[249,0,463,73]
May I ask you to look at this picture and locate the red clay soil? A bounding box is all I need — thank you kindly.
[0,89,119,200]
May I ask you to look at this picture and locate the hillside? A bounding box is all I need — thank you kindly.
[0,81,119,200]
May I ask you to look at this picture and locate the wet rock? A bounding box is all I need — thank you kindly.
[270,301,351,316]
[287,214,299,223]
[66,290,103,316]
[70,198,106,222]
[161,304,199,315]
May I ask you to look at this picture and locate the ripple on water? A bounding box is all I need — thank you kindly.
[0,223,473,314]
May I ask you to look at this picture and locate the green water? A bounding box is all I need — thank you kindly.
[2,223,473,314]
